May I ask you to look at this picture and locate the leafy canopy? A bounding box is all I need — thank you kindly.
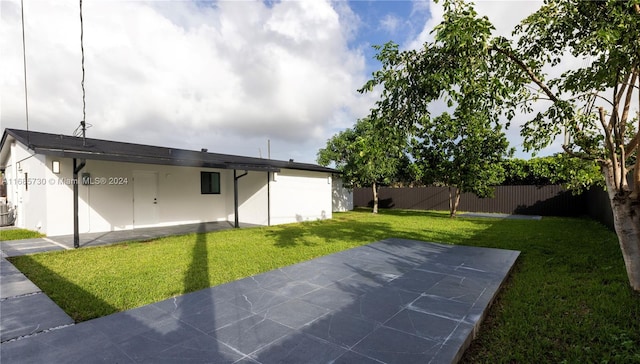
[317,117,406,188]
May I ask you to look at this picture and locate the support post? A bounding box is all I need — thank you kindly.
[73,158,86,248]
[233,169,248,228]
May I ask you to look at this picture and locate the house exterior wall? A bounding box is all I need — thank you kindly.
[6,156,235,236]
[235,171,269,225]
[4,142,49,233]
[269,169,332,224]
[2,140,339,235]
[332,177,353,212]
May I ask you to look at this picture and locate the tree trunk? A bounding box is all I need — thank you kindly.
[449,186,461,218]
[602,164,640,292]
[372,182,379,214]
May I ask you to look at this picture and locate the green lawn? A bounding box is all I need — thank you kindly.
[8,209,640,362]
[0,228,44,241]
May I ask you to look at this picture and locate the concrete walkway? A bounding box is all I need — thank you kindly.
[0,238,519,363]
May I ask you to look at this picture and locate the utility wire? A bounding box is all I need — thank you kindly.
[79,0,87,145]
[20,0,30,146]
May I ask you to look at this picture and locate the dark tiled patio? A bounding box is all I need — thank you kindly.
[0,238,519,363]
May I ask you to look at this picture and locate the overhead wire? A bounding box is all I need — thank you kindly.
[20,0,30,146]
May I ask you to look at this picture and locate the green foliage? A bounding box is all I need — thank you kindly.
[412,112,509,198]
[361,0,516,207]
[317,117,406,188]
[513,0,640,167]
[0,228,44,241]
[9,210,640,362]
[502,154,604,192]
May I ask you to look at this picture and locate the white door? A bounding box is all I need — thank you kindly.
[133,171,158,227]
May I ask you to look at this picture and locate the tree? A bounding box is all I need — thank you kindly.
[362,0,640,291]
[412,112,509,217]
[360,3,514,218]
[508,0,640,291]
[317,117,406,213]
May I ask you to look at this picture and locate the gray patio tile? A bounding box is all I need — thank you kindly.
[136,335,243,364]
[0,270,41,299]
[333,350,386,364]
[1,322,134,363]
[177,301,254,333]
[114,317,206,361]
[225,287,291,314]
[352,326,440,364]
[0,293,74,342]
[88,304,185,344]
[341,287,420,324]
[251,333,346,364]
[326,275,387,296]
[262,279,320,299]
[214,314,293,355]
[298,286,360,311]
[384,308,462,341]
[301,312,378,348]
[261,299,330,329]
[279,260,358,287]
[0,258,22,276]
[153,287,239,317]
[409,294,472,322]
[385,270,446,294]
[249,269,293,289]
[351,261,412,279]
[425,275,489,304]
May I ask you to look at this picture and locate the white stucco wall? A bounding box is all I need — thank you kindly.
[18,158,235,236]
[269,169,332,225]
[332,177,353,212]
[235,171,269,226]
[2,141,338,235]
[4,142,48,233]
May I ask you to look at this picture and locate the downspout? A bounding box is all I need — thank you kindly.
[233,169,248,228]
[73,158,86,248]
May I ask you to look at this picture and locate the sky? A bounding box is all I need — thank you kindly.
[1,0,555,165]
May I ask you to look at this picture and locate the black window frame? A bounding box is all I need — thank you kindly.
[200,171,221,195]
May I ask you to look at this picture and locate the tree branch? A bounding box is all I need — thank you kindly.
[600,107,620,189]
[491,45,559,102]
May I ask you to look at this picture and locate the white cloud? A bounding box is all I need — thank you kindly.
[379,14,401,34]
[1,0,374,163]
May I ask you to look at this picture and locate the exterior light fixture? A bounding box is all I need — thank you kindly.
[52,160,60,174]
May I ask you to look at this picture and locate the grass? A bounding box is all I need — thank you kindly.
[0,228,44,241]
[8,209,640,362]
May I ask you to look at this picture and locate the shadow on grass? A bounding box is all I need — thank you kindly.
[183,223,210,293]
[7,256,118,323]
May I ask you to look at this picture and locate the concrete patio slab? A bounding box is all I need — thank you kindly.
[0,238,519,363]
[0,291,74,343]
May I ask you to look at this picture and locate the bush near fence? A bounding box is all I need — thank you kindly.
[353,185,615,229]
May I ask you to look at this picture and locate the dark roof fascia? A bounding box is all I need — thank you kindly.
[3,128,334,174]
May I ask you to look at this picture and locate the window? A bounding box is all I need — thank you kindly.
[201,172,220,194]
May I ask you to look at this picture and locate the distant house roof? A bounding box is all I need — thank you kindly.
[0,128,336,174]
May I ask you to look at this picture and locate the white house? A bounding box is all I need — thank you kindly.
[0,128,353,238]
